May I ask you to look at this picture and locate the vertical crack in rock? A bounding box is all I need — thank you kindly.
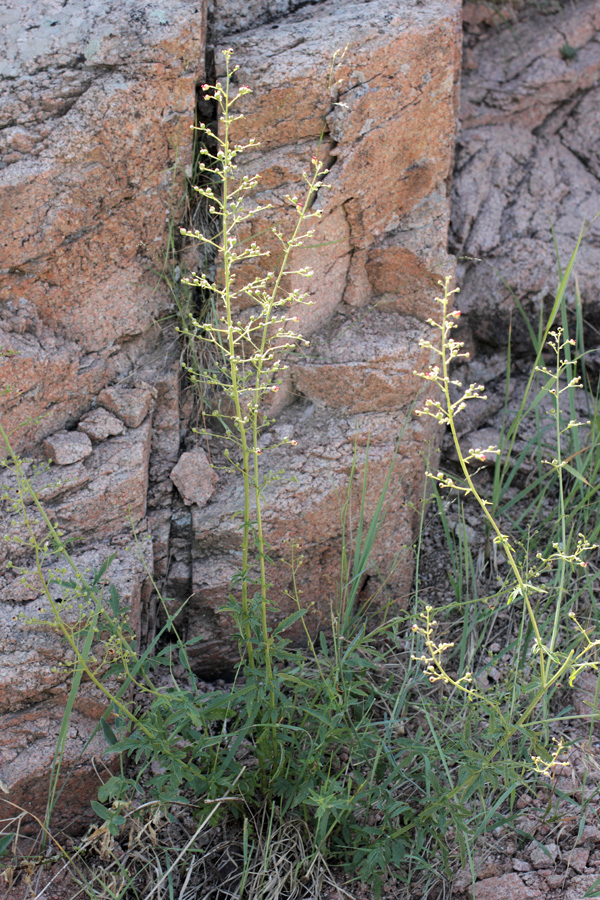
[162,42,221,626]
[183,0,462,675]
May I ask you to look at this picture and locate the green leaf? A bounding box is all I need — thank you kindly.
[272,609,306,636]
[107,819,124,836]
[98,775,132,803]
[319,631,329,657]
[91,800,112,821]
[184,634,205,647]
[561,462,591,486]
[0,834,15,857]
[93,553,116,586]
[108,585,120,616]
[101,717,119,746]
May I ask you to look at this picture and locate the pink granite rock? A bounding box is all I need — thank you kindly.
[0,0,203,830]
[78,408,125,442]
[43,431,93,465]
[170,448,217,508]
[474,872,539,900]
[98,385,155,429]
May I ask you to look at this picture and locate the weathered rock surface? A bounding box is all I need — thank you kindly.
[188,409,436,671]
[0,0,205,452]
[0,0,204,829]
[178,0,462,668]
[451,0,600,353]
[565,874,600,899]
[0,537,152,712]
[0,0,204,354]
[0,705,116,835]
[207,0,326,38]
[0,529,153,831]
[0,424,154,830]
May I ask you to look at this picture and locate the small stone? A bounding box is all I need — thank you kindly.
[543,872,564,890]
[566,873,600,899]
[451,520,477,542]
[98,385,155,428]
[513,859,532,872]
[529,842,559,869]
[474,872,537,900]
[568,847,590,874]
[479,861,502,880]
[169,449,217,507]
[43,431,93,465]
[78,408,125,441]
[463,48,479,71]
[582,825,600,843]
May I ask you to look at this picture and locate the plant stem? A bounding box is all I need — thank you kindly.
[438,296,548,687]
[220,57,255,670]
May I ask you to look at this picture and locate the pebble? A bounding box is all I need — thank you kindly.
[529,843,558,869]
[529,842,559,869]
[513,859,532,872]
[568,847,590,873]
[169,448,217,507]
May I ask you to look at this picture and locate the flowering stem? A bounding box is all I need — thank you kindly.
[183,50,329,759]
[219,57,255,671]
[420,279,548,687]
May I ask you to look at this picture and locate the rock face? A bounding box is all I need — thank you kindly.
[0,0,206,830]
[451,0,600,354]
[0,0,205,450]
[0,0,462,826]
[179,0,462,671]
